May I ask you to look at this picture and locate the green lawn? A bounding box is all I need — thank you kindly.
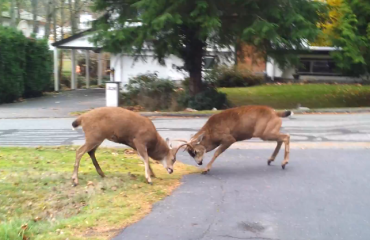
[219,84,370,109]
[0,147,198,240]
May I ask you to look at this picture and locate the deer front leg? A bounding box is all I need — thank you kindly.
[148,162,156,178]
[134,141,153,184]
[202,137,235,174]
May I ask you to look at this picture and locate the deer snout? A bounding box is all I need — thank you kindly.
[197,161,203,166]
[167,168,173,174]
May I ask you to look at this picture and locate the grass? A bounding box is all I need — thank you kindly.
[219,84,370,109]
[0,147,199,240]
[69,84,370,116]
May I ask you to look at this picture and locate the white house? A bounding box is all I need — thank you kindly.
[51,29,235,91]
[1,9,46,39]
[265,46,362,82]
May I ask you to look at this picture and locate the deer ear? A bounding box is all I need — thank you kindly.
[166,138,172,149]
[196,132,205,144]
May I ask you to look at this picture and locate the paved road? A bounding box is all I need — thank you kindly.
[0,89,105,118]
[0,114,370,147]
[1,114,370,240]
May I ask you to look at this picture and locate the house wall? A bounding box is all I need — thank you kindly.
[1,18,45,38]
[110,54,188,88]
[110,52,234,89]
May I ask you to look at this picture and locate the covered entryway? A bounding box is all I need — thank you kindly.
[51,29,107,91]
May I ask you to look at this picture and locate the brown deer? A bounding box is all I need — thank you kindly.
[71,107,180,186]
[174,105,293,174]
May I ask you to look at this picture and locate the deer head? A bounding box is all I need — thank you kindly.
[173,132,206,166]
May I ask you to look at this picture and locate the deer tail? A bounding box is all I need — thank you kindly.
[72,117,83,130]
[276,110,294,118]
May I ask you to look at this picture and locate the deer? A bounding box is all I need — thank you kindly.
[174,105,293,174]
[70,107,180,186]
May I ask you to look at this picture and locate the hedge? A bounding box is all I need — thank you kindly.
[24,38,53,97]
[0,27,52,103]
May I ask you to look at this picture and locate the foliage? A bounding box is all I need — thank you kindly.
[313,0,342,46]
[177,87,228,110]
[122,73,177,110]
[220,84,370,108]
[23,39,53,97]
[0,146,198,240]
[329,0,370,77]
[0,27,26,103]
[91,0,328,95]
[205,65,264,87]
[0,27,53,103]
[312,0,370,77]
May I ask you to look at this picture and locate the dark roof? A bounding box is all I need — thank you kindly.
[52,28,102,51]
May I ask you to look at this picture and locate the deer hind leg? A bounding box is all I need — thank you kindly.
[71,138,104,186]
[261,133,290,169]
[202,136,236,174]
[88,145,105,178]
[267,141,283,165]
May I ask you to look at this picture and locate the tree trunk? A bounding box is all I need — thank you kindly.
[74,0,79,32]
[44,0,52,39]
[58,0,64,82]
[32,0,38,34]
[0,3,3,26]
[52,0,57,41]
[68,0,75,34]
[186,39,204,96]
[16,0,21,24]
[10,0,16,27]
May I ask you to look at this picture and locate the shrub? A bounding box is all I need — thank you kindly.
[177,87,228,110]
[0,27,26,103]
[23,39,53,97]
[121,73,176,110]
[205,65,264,87]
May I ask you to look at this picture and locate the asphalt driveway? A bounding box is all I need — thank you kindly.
[113,149,370,240]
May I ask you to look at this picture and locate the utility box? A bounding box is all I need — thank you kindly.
[105,82,120,107]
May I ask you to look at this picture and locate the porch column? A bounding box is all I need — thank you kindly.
[71,49,77,89]
[85,50,90,88]
[272,58,275,81]
[53,48,59,91]
[97,52,103,85]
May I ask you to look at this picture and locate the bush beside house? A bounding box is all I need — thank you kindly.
[0,27,52,104]
[0,27,26,104]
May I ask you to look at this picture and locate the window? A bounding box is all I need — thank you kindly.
[297,59,340,76]
[203,56,216,70]
[298,60,311,73]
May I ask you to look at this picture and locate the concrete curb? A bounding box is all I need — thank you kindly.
[139,108,370,117]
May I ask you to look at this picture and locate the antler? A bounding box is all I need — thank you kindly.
[174,143,193,159]
[172,139,188,143]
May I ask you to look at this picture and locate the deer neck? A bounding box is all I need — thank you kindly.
[148,134,169,161]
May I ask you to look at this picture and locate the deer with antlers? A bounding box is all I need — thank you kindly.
[71,107,181,186]
[174,105,293,174]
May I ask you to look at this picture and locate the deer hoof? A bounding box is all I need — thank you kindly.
[148,181,153,185]
[201,169,210,175]
[282,163,288,169]
[267,160,273,165]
